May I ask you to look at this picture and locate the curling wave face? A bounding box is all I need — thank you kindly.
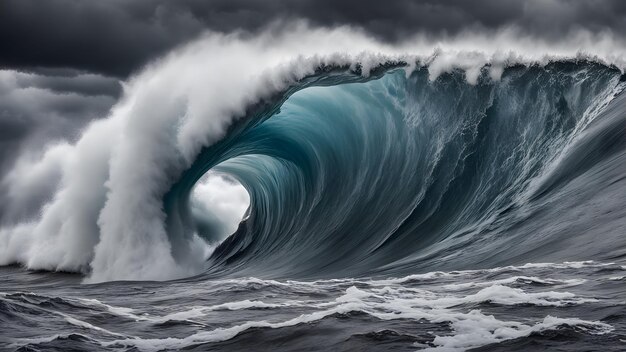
[0,27,625,282]
[183,62,626,280]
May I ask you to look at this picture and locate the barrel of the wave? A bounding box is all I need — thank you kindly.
[182,62,626,279]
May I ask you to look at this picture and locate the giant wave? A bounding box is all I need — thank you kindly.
[200,61,626,281]
[0,26,625,283]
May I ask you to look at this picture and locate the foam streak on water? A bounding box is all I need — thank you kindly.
[1,261,624,351]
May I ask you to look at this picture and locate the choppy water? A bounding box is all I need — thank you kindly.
[1,261,625,351]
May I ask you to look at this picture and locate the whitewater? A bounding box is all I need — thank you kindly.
[0,25,625,351]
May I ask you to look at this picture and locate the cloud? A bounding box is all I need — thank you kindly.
[1,0,626,77]
[0,70,120,221]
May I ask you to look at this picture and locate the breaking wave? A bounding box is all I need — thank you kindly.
[0,26,625,282]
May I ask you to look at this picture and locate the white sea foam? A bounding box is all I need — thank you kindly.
[77,297,146,321]
[63,315,126,337]
[427,315,613,351]
[105,281,610,351]
[201,261,605,289]
[153,300,305,323]
[440,276,586,290]
[369,261,612,286]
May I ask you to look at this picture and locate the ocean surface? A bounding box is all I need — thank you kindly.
[1,59,625,351]
[1,261,625,351]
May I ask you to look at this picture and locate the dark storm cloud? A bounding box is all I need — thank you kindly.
[0,70,119,170]
[14,72,122,98]
[1,0,626,78]
[0,69,121,221]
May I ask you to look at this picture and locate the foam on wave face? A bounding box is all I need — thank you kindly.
[0,24,625,282]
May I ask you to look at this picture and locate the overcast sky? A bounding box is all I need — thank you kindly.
[0,0,625,190]
[2,0,626,77]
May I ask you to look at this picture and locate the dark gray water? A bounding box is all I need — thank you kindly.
[1,261,625,351]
